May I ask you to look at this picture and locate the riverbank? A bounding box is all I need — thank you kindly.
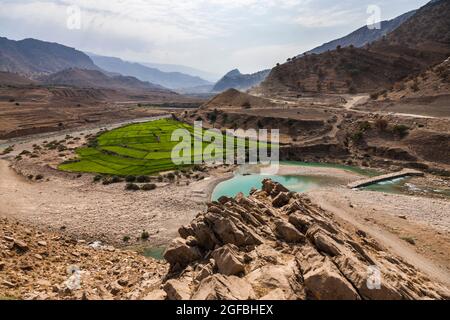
[0,158,234,247]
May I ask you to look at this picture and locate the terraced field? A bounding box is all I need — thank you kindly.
[59,118,272,175]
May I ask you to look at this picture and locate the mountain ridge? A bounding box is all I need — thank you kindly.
[306,10,416,55]
[0,37,99,77]
[88,53,212,90]
[259,0,450,95]
[37,68,172,93]
[213,68,271,92]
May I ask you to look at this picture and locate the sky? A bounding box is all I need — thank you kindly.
[0,0,430,77]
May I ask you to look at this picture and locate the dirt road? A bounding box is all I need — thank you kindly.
[308,188,450,286]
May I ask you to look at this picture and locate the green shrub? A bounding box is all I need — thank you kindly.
[166,172,176,181]
[136,175,150,183]
[242,101,251,109]
[351,131,364,142]
[111,176,122,183]
[141,230,150,240]
[392,125,410,137]
[122,236,131,243]
[358,121,371,132]
[141,184,157,191]
[35,174,44,180]
[125,175,136,183]
[125,183,140,191]
[375,119,388,131]
[93,175,102,182]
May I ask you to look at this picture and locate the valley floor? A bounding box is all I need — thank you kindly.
[0,155,449,288]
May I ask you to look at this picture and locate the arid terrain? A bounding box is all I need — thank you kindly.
[0,0,449,302]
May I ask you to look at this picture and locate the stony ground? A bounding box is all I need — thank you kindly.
[0,158,233,247]
[0,217,167,300]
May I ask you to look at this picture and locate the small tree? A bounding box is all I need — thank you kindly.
[375,119,388,131]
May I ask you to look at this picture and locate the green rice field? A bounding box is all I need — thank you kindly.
[59,119,273,175]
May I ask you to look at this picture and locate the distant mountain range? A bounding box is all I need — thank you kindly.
[140,62,220,83]
[88,53,212,90]
[0,36,216,92]
[306,11,416,55]
[212,69,271,92]
[37,68,169,92]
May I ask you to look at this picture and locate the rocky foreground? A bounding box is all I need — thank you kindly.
[1,179,449,300]
[160,179,449,300]
[0,219,167,300]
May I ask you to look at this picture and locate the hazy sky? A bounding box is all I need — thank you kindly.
[0,0,430,76]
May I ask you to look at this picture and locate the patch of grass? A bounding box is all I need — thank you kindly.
[58,119,274,176]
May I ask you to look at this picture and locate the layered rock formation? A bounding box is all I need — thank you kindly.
[161,179,449,300]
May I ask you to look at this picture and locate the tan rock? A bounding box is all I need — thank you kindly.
[312,230,342,257]
[143,289,167,300]
[262,179,289,197]
[272,192,291,208]
[37,241,47,247]
[13,240,29,252]
[297,245,360,300]
[164,238,202,269]
[288,213,313,233]
[333,255,403,300]
[192,275,255,300]
[212,244,245,276]
[274,220,305,243]
[303,257,360,300]
[108,281,123,295]
[195,261,215,283]
[259,288,286,300]
[163,279,192,300]
[246,260,304,300]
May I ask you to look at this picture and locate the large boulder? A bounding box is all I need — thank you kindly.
[192,275,256,300]
[246,260,304,300]
[297,245,360,300]
[205,212,264,246]
[272,192,291,208]
[164,238,202,269]
[288,213,314,234]
[262,179,289,197]
[212,244,245,276]
[163,279,192,300]
[274,220,305,243]
[333,255,403,300]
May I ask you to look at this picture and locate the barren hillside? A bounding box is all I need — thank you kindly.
[260,0,450,96]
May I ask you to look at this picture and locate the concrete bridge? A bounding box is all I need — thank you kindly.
[348,169,424,189]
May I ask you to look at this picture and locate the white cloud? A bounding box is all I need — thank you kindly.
[0,0,430,74]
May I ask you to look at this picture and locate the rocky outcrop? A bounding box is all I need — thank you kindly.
[162,179,450,300]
